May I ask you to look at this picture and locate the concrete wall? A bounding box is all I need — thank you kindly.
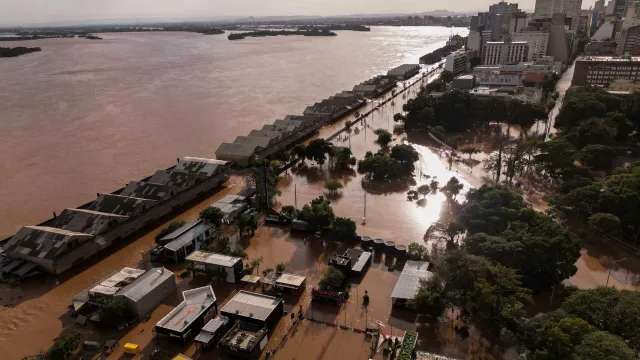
[123,273,177,318]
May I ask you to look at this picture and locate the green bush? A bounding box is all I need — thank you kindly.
[397,331,417,360]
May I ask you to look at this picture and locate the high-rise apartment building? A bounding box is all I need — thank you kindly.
[513,30,550,61]
[534,0,583,18]
[594,0,606,12]
[482,41,529,65]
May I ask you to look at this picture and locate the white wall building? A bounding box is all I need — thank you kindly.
[474,63,554,87]
[467,31,483,53]
[513,31,550,61]
[482,41,529,65]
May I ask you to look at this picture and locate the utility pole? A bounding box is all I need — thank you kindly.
[362,192,367,225]
[262,160,269,211]
[294,183,297,209]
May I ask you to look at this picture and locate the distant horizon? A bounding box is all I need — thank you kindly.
[0,0,597,27]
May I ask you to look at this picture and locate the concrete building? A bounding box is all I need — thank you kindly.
[119,181,179,202]
[151,220,216,264]
[508,11,529,35]
[572,55,640,87]
[194,316,231,351]
[261,272,307,294]
[593,19,617,40]
[391,261,433,307]
[186,250,244,283]
[595,0,606,12]
[482,41,529,65]
[386,64,421,80]
[211,195,248,223]
[585,40,618,55]
[219,322,269,360]
[546,14,574,63]
[513,30,550,61]
[72,267,177,318]
[467,30,483,54]
[470,15,479,31]
[617,25,640,54]
[2,157,230,275]
[452,74,476,90]
[534,0,583,19]
[444,49,475,75]
[328,248,372,275]
[155,286,218,344]
[474,63,554,87]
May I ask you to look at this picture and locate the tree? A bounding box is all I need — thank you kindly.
[50,331,83,360]
[375,129,392,148]
[588,213,621,235]
[300,196,335,231]
[390,144,419,172]
[440,70,454,83]
[534,139,577,178]
[251,256,264,275]
[236,213,258,238]
[293,143,307,159]
[441,176,464,203]
[469,56,481,69]
[100,299,135,328]
[330,146,354,168]
[246,159,282,209]
[319,266,345,290]
[562,287,640,350]
[425,219,464,248]
[426,78,447,92]
[330,217,357,241]
[409,273,447,317]
[155,220,186,243]
[280,205,297,219]
[394,113,406,123]
[565,118,617,150]
[575,331,635,360]
[577,144,616,171]
[429,180,439,194]
[533,317,594,360]
[306,138,333,166]
[357,153,405,181]
[202,234,231,254]
[229,248,248,259]
[407,242,429,261]
[542,73,559,94]
[417,184,431,198]
[324,178,343,193]
[275,263,286,274]
[262,267,274,276]
[200,206,224,225]
[460,146,482,158]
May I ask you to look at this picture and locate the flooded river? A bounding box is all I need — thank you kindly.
[1,28,640,359]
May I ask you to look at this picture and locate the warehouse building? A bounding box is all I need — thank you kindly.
[195,315,231,350]
[72,267,176,318]
[387,64,421,80]
[155,286,218,344]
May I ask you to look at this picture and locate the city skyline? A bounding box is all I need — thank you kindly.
[0,0,598,26]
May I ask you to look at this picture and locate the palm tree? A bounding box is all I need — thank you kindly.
[251,257,264,275]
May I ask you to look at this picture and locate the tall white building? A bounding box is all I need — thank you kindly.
[594,0,606,12]
[467,31,483,53]
[534,0,583,18]
[513,31,550,61]
[482,41,529,65]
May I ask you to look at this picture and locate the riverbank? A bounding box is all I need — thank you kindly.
[0,46,41,57]
[228,29,337,40]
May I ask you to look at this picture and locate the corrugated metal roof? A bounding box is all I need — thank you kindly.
[351,251,372,273]
[391,260,433,300]
[276,273,306,288]
[186,250,242,268]
[221,290,281,322]
[119,267,174,302]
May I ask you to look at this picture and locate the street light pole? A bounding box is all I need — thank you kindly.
[606,258,627,287]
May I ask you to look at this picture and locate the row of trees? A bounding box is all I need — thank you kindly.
[396,90,547,134]
[282,197,358,240]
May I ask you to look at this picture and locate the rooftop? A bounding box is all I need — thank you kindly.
[387,64,420,75]
[156,285,217,332]
[221,290,282,322]
[88,267,146,297]
[175,157,230,176]
[391,260,433,300]
[52,208,127,235]
[455,74,474,80]
[3,225,94,261]
[186,250,242,268]
[160,220,215,251]
[148,169,203,188]
[211,195,247,216]
[118,267,175,302]
[88,193,156,217]
[119,181,178,202]
[219,322,267,352]
[233,135,273,148]
[577,55,640,62]
[276,273,306,288]
[215,142,259,158]
[195,316,230,344]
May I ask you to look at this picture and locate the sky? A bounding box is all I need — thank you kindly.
[0,0,598,25]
